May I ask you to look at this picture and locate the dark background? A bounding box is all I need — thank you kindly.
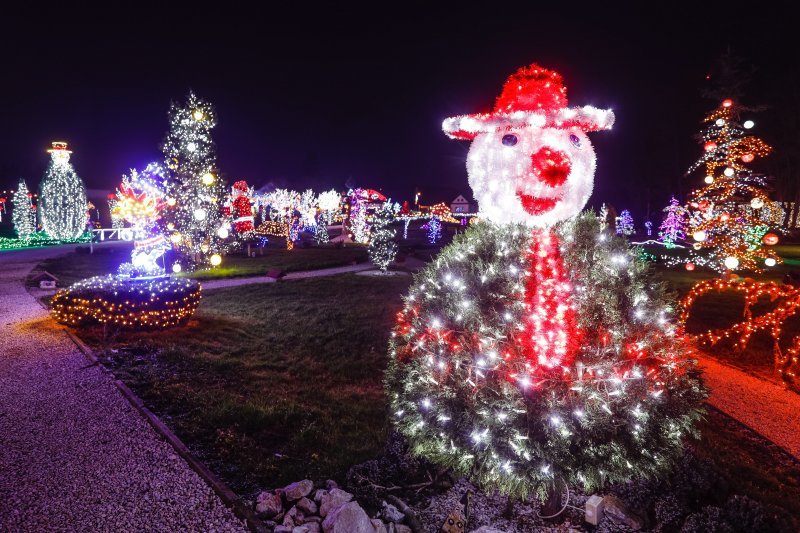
[1,3,798,223]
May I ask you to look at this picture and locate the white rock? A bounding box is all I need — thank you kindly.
[371,518,388,533]
[284,480,314,501]
[380,501,404,523]
[392,525,411,533]
[322,501,373,533]
[255,491,283,517]
[283,505,304,527]
[470,527,507,533]
[313,489,328,504]
[319,488,353,517]
[297,496,318,515]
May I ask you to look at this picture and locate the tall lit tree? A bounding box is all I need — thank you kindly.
[659,196,687,248]
[12,180,36,239]
[348,188,370,243]
[685,99,781,272]
[368,200,399,271]
[161,92,228,268]
[38,142,87,240]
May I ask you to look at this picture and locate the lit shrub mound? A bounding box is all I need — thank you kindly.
[51,275,201,329]
[386,215,707,498]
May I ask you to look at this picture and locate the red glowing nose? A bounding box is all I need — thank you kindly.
[531,147,571,187]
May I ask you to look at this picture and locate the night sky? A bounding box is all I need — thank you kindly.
[2,4,798,223]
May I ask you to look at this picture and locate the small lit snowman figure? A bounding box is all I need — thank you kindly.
[443,65,613,226]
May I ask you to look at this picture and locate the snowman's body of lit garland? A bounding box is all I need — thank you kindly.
[386,213,706,498]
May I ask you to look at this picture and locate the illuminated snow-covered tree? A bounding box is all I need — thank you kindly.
[685,99,781,272]
[38,142,88,240]
[368,200,399,271]
[315,189,340,244]
[348,188,370,243]
[659,196,687,248]
[161,92,228,269]
[12,180,36,238]
[386,64,705,500]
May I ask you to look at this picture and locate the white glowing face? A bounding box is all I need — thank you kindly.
[466,127,596,226]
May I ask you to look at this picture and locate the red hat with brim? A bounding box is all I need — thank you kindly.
[443,64,614,140]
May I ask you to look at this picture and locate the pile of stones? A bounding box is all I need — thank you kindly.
[254,479,415,533]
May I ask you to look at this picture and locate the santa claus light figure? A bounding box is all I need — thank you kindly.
[385,65,705,503]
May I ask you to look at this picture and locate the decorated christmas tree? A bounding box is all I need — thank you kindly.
[659,196,687,248]
[424,215,442,243]
[38,142,87,240]
[616,209,634,235]
[12,179,36,238]
[368,200,398,271]
[386,65,705,500]
[684,99,781,272]
[161,92,229,269]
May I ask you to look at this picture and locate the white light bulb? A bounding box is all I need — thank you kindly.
[217,227,229,239]
[172,263,182,273]
[743,120,754,129]
[765,258,777,267]
[750,197,764,209]
[724,256,739,270]
[693,230,706,242]
[210,254,222,266]
[193,208,207,221]
[192,109,204,121]
[715,119,725,126]
[187,142,197,152]
[723,167,735,177]
[704,175,714,184]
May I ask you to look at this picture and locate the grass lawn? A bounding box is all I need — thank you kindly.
[182,246,369,280]
[74,274,413,494]
[32,245,370,286]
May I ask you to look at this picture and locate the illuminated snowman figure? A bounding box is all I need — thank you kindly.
[443,65,613,226]
[442,65,614,369]
[386,65,705,499]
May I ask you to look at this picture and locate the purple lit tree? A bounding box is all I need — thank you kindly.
[659,196,687,248]
[616,209,634,235]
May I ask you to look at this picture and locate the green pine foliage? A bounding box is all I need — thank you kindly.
[386,213,706,499]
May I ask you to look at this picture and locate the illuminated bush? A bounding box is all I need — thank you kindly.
[51,275,201,329]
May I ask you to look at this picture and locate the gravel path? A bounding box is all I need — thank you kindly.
[0,246,247,532]
[698,354,800,460]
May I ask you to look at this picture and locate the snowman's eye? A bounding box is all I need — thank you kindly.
[569,133,581,147]
[501,134,518,147]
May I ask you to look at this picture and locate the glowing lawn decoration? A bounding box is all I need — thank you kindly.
[386,64,705,500]
[113,164,170,277]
